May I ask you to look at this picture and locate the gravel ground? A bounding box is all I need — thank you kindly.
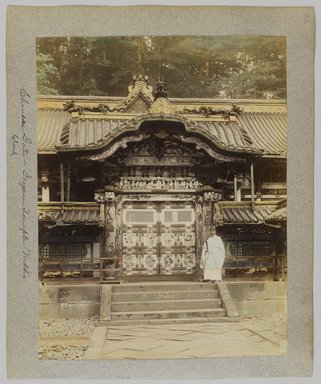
[38,345,88,360]
[38,316,100,360]
[39,316,100,337]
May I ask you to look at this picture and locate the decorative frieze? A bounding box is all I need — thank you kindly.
[108,177,205,191]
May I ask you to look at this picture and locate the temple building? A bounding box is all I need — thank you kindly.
[38,75,287,282]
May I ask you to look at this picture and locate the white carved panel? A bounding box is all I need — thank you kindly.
[122,200,197,276]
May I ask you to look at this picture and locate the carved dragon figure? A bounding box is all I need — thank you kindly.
[184,104,242,117]
[63,100,126,113]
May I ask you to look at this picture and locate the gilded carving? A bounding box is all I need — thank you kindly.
[63,99,125,114]
[149,97,177,114]
[183,104,242,117]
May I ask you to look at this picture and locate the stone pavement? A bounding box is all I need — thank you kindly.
[83,317,287,360]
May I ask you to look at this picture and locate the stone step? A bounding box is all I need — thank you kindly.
[112,298,222,312]
[112,290,219,302]
[112,283,217,293]
[111,308,226,320]
[105,316,240,326]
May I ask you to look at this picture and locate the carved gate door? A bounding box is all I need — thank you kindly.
[122,201,196,276]
[159,201,196,275]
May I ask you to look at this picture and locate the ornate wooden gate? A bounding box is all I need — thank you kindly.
[122,201,196,276]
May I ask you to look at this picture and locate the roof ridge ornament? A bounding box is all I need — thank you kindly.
[118,74,154,108]
[154,80,168,100]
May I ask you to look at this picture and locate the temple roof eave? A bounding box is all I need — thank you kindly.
[55,113,264,159]
[37,90,287,157]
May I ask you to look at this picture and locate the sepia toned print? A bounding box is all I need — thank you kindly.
[37,35,287,360]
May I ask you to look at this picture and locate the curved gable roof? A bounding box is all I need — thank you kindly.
[36,97,287,158]
[55,114,261,156]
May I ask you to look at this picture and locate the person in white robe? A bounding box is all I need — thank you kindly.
[200,227,225,282]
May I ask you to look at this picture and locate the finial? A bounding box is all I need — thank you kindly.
[154,80,168,100]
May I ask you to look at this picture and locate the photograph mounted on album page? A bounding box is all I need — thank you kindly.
[6,4,314,380]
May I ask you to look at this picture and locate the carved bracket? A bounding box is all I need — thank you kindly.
[94,192,116,203]
[203,191,222,202]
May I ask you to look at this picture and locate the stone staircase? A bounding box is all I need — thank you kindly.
[106,282,230,325]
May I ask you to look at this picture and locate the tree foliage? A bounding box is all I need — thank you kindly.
[36,53,61,95]
[36,36,286,99]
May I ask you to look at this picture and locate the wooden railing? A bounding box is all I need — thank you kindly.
[223,254,286,279]
[39,257,122,282]
[39,254,287,281]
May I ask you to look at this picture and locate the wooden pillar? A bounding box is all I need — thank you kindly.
[93,242,101,279]
[40,171,50,202]
[66,164,71,202]
[42,186,50,202]
[195,195,205,279]
[60,163,65,203]
[94,192,117,279]
[99,202,105,279]
[250,163,255,210]
[105,200,116,273]
[233,174,238,202]
[234,175,241,202]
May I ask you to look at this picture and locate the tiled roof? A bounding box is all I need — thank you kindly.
[238,112,287,156]
[62,118,126,149]
[39,205,100,223]
[36,106,287,157]
[37,109,70,152]
[58,116,261,154]
[191,120,259,153]
[219,204,277,224]
[265,207,287,222]
[38,202,285,225]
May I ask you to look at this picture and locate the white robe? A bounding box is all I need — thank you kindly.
[200,235,226,281]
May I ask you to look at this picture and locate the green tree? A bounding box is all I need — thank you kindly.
[36,53,60,95]
[36,35,286,99]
